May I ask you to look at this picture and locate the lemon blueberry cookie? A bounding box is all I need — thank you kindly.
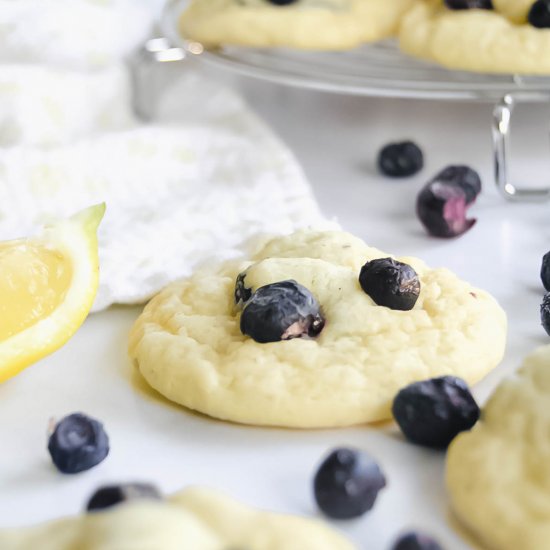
[179,0,414,50]
[447,345,550,550]
[399,0,550,74]
[129,229,507,428]
[0,485,354,550]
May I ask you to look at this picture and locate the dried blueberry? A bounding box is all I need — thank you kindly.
[416,165,481,239]
[541,252,550,291]
[444,0,493,8]
[313,447,386,520]
[392,376,480,449]
[359,258,420,311]
[541,293,550,336]
[240,280,324,344]
[377,141,424,178]
[392,532,443,550]
[47,413,109,474]
[432,166,481,204]
[529,0,550,28]
[86,483,162,512]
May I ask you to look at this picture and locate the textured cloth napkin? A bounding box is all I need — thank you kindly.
[0,0,330,311]
[0,65,330,310]
[0,0,154,69]
[0,64,134,147]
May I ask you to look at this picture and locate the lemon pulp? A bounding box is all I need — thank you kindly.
[0,203,104,383]
[0,243,73,341]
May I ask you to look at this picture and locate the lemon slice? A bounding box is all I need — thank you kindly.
[0,204,105,383]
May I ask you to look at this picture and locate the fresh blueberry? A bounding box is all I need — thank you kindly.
[416,165,482,239]
[392,376,480,449]
[529,0,550,28]
[541,293,550,336]
[267,0,299,5]
[313,447,386,520]
[444,0,493,8]
[540,251,550,291]
[359,258,420,311]
[47,413,109,474]
[392,532,443,550]
[378,141,424,178]
[86,483,162,512]
[240,280,324,344]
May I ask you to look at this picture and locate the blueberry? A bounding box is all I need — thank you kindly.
[444,0,493,8]
[313,447,386,519]
[541,293,550,336]
[359,258,420,311]
[432,166,481,204]
[541,251,550,291]
[416,166,481,239]
[378,141,424,178]
[267,0,298,4]
[529,0,550,28]
[392,376,480,449]
[47,413,109,474]
[86,483,162,512]
[392,532,443,550]
[240,280,324,344]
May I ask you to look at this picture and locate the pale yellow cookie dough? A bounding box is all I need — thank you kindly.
[180,0,413,50]
[447,345,550,550]
[399,0,550,74]
[0,487,355,550]
[493,0,533,23]
[129,230,507,428]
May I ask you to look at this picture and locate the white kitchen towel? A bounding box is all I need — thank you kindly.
[0,64,135,147]
[0,0,154,70]
[0,73,331,311]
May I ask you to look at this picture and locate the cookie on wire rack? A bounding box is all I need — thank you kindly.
[399,0,550,74]
[179,0,414,51]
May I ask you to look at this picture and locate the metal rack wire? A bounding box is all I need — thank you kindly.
[137,0,550,201]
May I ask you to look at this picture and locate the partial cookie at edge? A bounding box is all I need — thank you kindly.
[447,345,550,550]
[0,487,354,550]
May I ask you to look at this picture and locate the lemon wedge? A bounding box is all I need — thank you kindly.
[0,204,105,383]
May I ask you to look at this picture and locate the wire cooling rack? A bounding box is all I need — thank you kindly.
[135,0,550,201]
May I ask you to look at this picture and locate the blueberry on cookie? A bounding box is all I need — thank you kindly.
[359,258,420,311]
[240,280,325,343]
[444,0,493,9]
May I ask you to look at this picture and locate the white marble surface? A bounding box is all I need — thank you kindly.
[1,57,549,550]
